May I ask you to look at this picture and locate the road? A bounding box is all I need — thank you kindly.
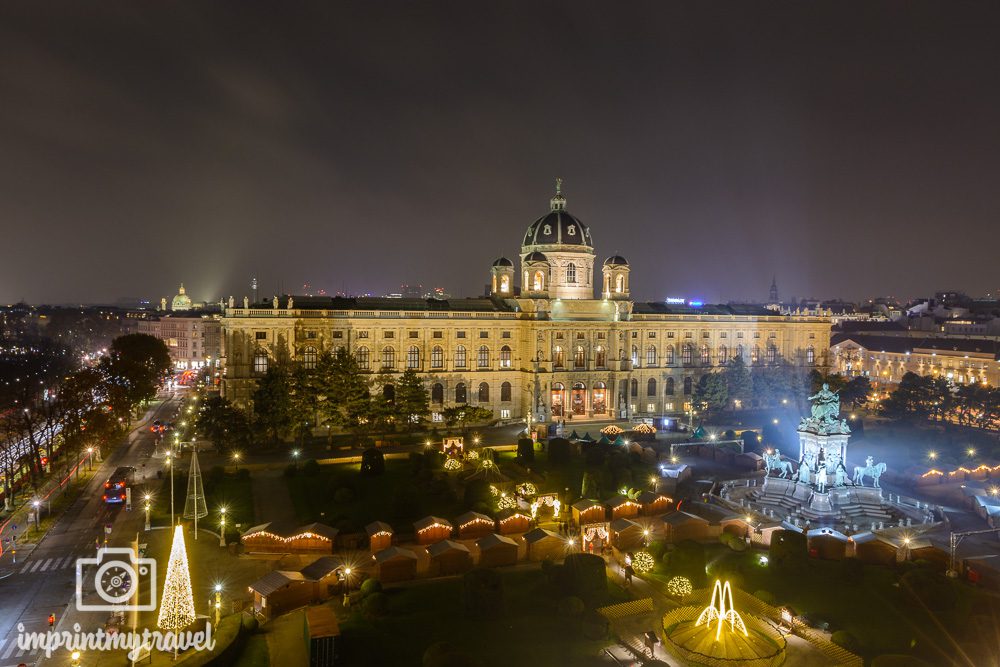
[0,392,179,667]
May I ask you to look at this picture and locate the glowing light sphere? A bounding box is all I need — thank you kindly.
[444,458,462,471]
[632,551,655,573]
[496,494,517,511]
[467,450,480,460]
[667,576,693,598]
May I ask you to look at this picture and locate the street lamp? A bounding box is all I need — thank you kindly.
[71,650,81,667]
[32,500,40,531]
[219,507,227,547]
[232,451,241,473]
[214,584,223,624]
[144,493,152,531]
[166,453,174,528]
[292,449,300,469]
[86,447,93,471]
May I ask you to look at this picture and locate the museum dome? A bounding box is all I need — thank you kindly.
[521,179,593,250]
[523,251,549,263]
[603,255,628,266]
[171,284,192,311]
[491,256,513,267]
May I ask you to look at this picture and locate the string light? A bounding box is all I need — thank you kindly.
[243,530,331,543]
[632,551,654,573]
[666,576,692,598]
[158,525,196,633]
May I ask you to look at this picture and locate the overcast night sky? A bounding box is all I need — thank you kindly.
[2,2,999,306]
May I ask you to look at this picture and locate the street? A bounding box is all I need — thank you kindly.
[0,391,179,667]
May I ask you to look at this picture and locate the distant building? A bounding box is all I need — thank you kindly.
[139,311,222,370]
[170,284,193,311]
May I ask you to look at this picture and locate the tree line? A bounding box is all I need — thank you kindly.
[0,333,172,500]
[880,371,1000,428]
[198,348,494,451]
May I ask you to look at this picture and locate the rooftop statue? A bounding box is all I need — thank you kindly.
[799,383,851,435]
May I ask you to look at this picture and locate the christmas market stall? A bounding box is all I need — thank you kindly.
[414,516,453,545]
[241,522,338,554]
[455,511,496,539]
[572,498,606,525]
[427,539,473,576]
[365,521,394,553]
[496,508,532,535]
[373,546,419,583]
[476,533,519,568]
[524,527,565,562]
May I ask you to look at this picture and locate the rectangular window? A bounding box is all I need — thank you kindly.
[685,332,692,338]
[457,331,466,339]
[384,331,394,338]
[409,331,418,338]
[667,332,675,338]
[647,403,655,413]
[333,331,343,339]
[753,332,761,338]
[648,331,656,338]
[358,331,369,339]
[631,332,637,338]
[502,331,511,339]
[720,332,727,338]
[597,332,606,339]
[577,332,585,339]
[433,331,443,338]
[255,332,266,340]
[664,402,674,411]
[431,412,443,423]
[702,331,710,338]
[556,332,564,339]
[500,409,511,419]
[769,332,777,338]
[737,332,744,338]
[809,332,815,339]
[306,331,317,339]
[479,331,489,338]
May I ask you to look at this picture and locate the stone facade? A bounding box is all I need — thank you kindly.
[221,184,831,422]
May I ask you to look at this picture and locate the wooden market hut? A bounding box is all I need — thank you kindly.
[661,511,710,543]
[637,491,672,516]
[806,528,850,560]
[241,521,338,555]
[476,533,519,568]
[606,495,642,520]
[414,516,453,545]
[496,508,532,535]
[248,570,311,621]
[572,499,606,526]
[610,518,645,551]
[427,539,473,576]
[299,556,348,599]
[374,546,419,583]
[524,527,565,562]
[852,532,899,565]
[365,521,394,553]
[455,511,496,539]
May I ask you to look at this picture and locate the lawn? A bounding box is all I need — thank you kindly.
[338,568,632,666]
[661,542,989,662]
[151,468,254,540]
[494,447,658,501]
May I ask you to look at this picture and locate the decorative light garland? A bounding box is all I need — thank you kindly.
[444,458,462,471]
[496,494,517,511]
[467,450,480,460]
[601,425,624,436]
[417,522,451,533]
[460,517,494,529]
[516,482,537,497]
[583,526,609,542]
[631,551,654,573]
[243,530,331,543]
[633,423,656,435]
[666,576,692,598]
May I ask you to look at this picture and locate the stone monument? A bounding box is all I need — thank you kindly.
[797,383,851,488]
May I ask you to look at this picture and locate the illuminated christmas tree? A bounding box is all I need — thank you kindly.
[158,525,196,635]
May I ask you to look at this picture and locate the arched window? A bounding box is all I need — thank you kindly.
[683,377,693,395]
[766,345,777,364]
[566,262,576,283]
[501,381,512,402]
[664,345,675,365]
[455,345,467,368]
[406,345,420,369]
[700,344,711,365]
[431,345,444,369]
[253,350,268,374]
[356,346,370,370]
[646,345,657,366]
[455,382,467,403]
[381,347,395,369]
[533,270,545,291]
[615,274,625,293]
[631,345,639,366]
[574,346,585,368]
[500,345,512,368]
[751,345,761,364]
[595,346,606,367]
[806,346,815,364]
[682,344,693,365]
[735,344,744,361]
[499,275,510,293]
[302,346,318,370]
[647,378,657,396]
[553,346,564,367]
[477,345,490,368]
[478,382,490,402]
[718,345,728,365]
[630,378,638,397]
[431,383,444,404]
[383,384,395,402]
[665,377,675,395]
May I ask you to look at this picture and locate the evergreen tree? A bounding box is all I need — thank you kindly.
[723,357,752,408]
[395,368,430,430]
[252,363,294,441]
[693,372,729,415]
[315,349,373,435]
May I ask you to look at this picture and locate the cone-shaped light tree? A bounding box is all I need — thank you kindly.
[158,525,196,637]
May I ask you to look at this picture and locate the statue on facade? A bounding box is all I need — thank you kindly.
[272,295,279,309]
[834,463,848,487]
[228,295,235,309]
[798,460,811,485]
[287,296,294,309]
[243,296,249,309]
[816,465,827,493]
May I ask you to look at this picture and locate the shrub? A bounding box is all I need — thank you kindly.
[900,569,958,613]
[558,596,585,617]
[283,463,298,477]
[667,540,706,586]
[581,609,609,640]
[463,479,493,508]
[471,501,492,515]
[363,591,388,616]
[555,553,607,600]
[769,530,807,571]
[360,578,382,597]
[646,539,667,562]
[728,537,748,552]
[838,557,864,584]
[423,450,444,470]
[516,438,535,464]
[753,589,775,605]
[831,630,861,654]
[360,447,385,476]
[303,459,321,476]
[236,467,250,480]
[333,487,355,504]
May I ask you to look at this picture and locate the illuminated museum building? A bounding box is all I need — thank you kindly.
[221,184,830,421]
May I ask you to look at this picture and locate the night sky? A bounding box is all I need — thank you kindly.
[3,2,1000,306]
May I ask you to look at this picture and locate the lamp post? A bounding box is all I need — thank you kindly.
[292,449,300,470]
[86,447,93,471]
[71,650,81,667]
[214,584,222,625]
[32,500,40,531]
[219,507,227,547]
[232,451,241,473]
[144,493,151,531]
[166,453,174,528]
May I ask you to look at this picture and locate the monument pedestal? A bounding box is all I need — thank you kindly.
[809,492,833,513]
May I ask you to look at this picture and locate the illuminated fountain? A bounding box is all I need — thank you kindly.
[663,580,786,666]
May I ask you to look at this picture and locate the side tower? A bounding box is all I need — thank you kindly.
[601,255,630,299]
[489,257,514,296]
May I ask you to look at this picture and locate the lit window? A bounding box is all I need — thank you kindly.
[575,346,585,368]
[665,345,675,365]
[500,345,512,368]
[407,346,420,369]
[567,263,576,283]
[553,346,564,367]
[718,345,728,365]
[595,346,606,367]
[477,345,490,368]
[356,347,370,370]
[500,408,511,419]
[431,346,443,369]
[253,350,268,374]
[646,345,657,366]
[455,345,467,367]
[806,347,815,365]
[302,346,318,370]
[381,347,395,369]
[700,345,711,365]
[682,344,693,365]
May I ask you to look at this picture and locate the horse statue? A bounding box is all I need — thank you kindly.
[763,450,793,478]
[853,461,887,487]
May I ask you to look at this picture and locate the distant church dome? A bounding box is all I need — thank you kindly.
[491,256,513,267]
[171,284,192,311]
[603,255,628,266]
[521,179,593,250]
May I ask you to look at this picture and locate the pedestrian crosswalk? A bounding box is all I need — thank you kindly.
[17,554,77,575]
[0,636,40,663]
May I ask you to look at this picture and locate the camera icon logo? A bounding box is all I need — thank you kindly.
[76,547,157,612]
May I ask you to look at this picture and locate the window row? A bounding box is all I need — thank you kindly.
[431,381,513,404]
